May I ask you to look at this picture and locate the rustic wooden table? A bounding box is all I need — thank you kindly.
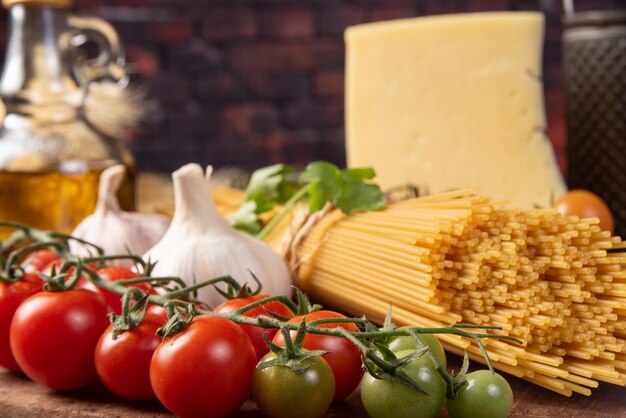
[1,354,624,418]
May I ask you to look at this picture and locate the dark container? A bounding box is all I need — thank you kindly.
[563,8,626,236]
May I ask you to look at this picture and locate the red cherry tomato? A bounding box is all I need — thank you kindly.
[150,315,257,418]
[0,273,44,371]
[553,189,614,233]
[10,289,110,390]
[22,249,59,273]
[272,310,363,400]
[214,295,294,359]
[146,304,169,324]
[96,266,155,315]
[95,310,166,400]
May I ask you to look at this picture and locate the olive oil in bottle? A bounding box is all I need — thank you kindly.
[0,166,135,239]
[0,0,135,239]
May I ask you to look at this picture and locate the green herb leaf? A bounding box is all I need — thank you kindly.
[300,161,386,215]
[246,164,297,202]
[232,201,263,234]
[343,167,376,182]
[233,164,298,234]
[300,161,340,212]
[244,161,386,239]
[338,182,386,215]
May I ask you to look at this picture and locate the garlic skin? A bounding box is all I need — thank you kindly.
[71,165,170,263]
[143,163,292,307]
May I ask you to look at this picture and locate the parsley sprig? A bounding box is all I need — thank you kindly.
[232,161,386,239]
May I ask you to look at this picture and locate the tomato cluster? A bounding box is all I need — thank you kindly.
[361,335,513,418]
[0,248,515,418]
[0,252,363,418]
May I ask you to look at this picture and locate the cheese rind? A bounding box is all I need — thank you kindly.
[345,12,566,208]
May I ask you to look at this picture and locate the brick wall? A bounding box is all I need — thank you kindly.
[2,0,624,173]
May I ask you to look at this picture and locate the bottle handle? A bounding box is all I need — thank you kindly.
[67,15,128,87]
[562,0,575,17]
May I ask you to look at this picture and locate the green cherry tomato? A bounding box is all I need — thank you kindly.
[252,352,335,418]
[386,327,447,368]
[446,370,514,418]
[361,349,446,418]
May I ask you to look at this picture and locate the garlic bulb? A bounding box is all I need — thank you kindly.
[71,165,170,263]
[143,163,292,307]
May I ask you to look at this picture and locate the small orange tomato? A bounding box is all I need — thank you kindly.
[553,189,614,233]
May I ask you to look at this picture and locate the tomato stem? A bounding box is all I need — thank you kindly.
[0,241,65,283]
[114,276,188,289]
[258,320,330,373]
[232,294,298,316]
[282,325,297,358]
[158,301,196,338]
[41,242,522,389]
[162,275,239,302]
[82,254,146,269]
[215,270,264,300]
[77,264,527,349]
[337,328,429,394]
[48,232,104,256]
[80,259,522,398]
[110,287,151,339]
[307,317,368,328]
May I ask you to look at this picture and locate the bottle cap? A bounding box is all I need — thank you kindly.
[3,0,71,8]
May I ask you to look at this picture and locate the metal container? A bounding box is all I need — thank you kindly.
[562,3,626,236]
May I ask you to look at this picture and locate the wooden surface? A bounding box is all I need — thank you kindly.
[1,354,625,418]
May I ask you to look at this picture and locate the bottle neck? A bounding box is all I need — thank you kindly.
[0,5,80,114]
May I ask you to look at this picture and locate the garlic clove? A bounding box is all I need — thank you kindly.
[96,164,125,214]
[143,163,292,307]
[70,164,170,263]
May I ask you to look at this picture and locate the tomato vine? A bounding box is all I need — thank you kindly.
[0,221,522,399]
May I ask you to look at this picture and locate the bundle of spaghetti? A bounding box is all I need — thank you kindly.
[290,189,626,396]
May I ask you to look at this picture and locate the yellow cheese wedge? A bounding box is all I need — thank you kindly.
[345,12,566,208]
